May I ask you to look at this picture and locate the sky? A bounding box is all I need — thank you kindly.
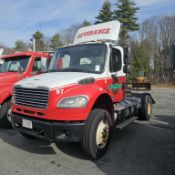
[0,0,175,47]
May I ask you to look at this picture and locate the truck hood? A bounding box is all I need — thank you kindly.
[0,72,19,85]
[15,72,100,89]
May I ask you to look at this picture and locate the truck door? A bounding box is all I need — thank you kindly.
[109,48,126,102]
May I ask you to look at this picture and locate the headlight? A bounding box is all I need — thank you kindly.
[58,96,88,108]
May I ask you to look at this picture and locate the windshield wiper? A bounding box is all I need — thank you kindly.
[7,70,18,72]
[49,68,85,73]
[48,69,57,72]
[61,68,85,72]
[48,68,97,73]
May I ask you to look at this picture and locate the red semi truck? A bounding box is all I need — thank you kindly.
[11,21,155,159]
[0,51,51,127]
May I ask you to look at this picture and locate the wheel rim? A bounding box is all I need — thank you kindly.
[7,108,12,123]
[147,102,152,115]
[96,119,109,149]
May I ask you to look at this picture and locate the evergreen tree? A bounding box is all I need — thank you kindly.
[33,31,46,51]
[95,0,113,24]
[113,0,139,43]
[50,33,62,51]
[81,20,91,27]
[130,44,150,81]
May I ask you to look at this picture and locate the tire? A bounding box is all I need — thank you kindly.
[0,100,12,128]
[138,95,153,120]
[81,108,113,159]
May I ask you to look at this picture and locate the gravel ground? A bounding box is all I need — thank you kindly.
[0,87,175,175]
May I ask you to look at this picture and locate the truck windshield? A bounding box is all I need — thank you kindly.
[0,56,30,73]
[49,44,107,74]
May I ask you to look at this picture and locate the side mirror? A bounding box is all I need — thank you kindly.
[123,65,131,74]
[123,45,131,64]
[18,66,23,74]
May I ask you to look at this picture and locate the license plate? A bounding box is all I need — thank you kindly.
[22,119,33,129]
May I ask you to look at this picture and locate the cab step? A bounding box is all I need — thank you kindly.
[115,116,137,130]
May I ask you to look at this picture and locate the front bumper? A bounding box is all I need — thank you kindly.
[11,113,85,142]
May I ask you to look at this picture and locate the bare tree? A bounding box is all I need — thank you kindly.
[61,24,80,45]
[139,17,162,83]
[159,16,175,82]
[61,20,91,45]
[14,40,31,52]
[137,15,175,83]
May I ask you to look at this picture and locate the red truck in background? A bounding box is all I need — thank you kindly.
[11,21,155,159]
[0,51,51,127]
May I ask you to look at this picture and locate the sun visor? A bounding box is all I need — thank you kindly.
[74,20,121,44]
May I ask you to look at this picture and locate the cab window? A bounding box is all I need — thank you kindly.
[33,57,50,73]
[33,57,41,72]
[110,48,122,72]
[49,44,107,74]
[56,55,70,69]
[0,56,30,72]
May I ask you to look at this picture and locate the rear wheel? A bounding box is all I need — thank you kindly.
[81,108,113,159]
[138,95,153,120]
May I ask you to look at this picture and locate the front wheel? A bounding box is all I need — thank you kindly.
[81,108,113,159]
[0,100,12,128]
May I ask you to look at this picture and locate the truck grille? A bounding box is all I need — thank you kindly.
[14,86,49,109]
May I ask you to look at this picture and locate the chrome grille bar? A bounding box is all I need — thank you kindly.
[14,86,49,109]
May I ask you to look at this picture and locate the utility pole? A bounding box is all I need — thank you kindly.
[30,37,36,51]
[0,48,4,55]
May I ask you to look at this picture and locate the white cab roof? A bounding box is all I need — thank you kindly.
[74,20,121,44]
